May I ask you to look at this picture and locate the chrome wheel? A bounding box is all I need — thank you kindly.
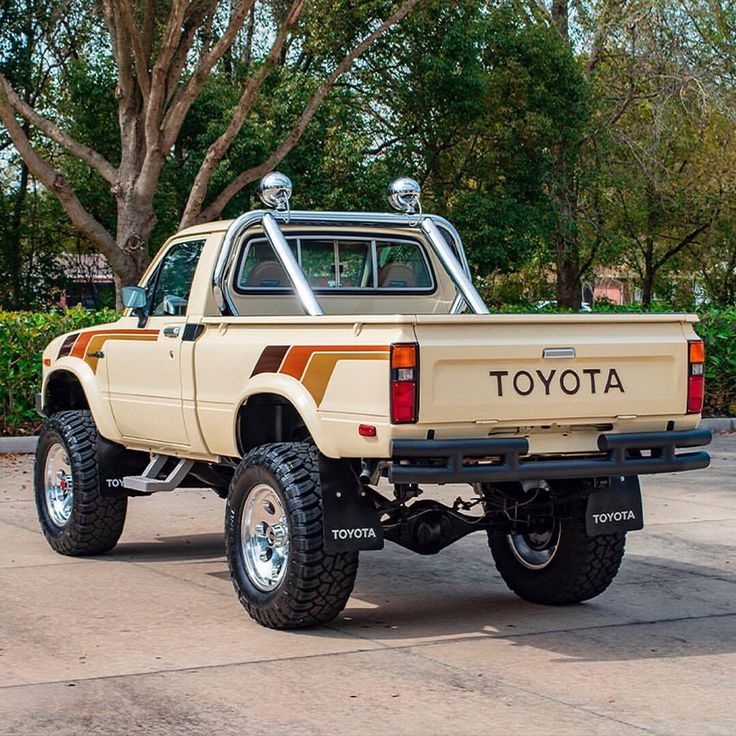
[508,522,561,570]
[44,442,74,528]
[241,483,289,592]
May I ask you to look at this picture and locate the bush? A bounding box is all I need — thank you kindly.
[696,308,736,416]
[0,305,733,437]
[0,308,116,436]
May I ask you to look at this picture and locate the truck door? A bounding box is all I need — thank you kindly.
[105,239,204,447]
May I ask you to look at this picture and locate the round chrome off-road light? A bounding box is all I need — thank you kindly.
[387,177,421,215]
[259,171,292,211]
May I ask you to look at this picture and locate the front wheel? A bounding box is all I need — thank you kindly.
[34,410,127,555]
[489,496,626,605]
[225,443,358,629]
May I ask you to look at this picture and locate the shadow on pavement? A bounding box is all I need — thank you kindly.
[110,532,225,561]
[105,527,736,663]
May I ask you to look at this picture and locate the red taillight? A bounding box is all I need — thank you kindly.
[687,340,705,414]
[390,343,418,423]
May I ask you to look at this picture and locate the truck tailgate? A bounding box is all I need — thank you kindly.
[413,314,695,424]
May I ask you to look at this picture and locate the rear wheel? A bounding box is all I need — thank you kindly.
[489,495,626,605]
[225,443,358,629]
[34,410,127,555]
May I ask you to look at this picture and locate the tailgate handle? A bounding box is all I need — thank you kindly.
[543,347,576,359]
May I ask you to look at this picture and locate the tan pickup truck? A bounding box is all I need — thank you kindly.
[34,174,711,629]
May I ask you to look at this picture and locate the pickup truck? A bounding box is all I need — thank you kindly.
[34,174,712,629]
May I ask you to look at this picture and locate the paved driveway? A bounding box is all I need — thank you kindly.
[1,436,734,736]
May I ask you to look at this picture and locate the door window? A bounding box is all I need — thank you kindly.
[147,240,204,316]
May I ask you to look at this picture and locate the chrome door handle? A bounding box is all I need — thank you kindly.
[163,325,181,338]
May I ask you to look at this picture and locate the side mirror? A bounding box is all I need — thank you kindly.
[121,285,148,327]
[121,285,147,309]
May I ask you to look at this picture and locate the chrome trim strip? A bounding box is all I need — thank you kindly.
[543,347,576,359]
[420,218,489,314]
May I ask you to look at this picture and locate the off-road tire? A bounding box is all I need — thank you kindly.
[489,499,626,605]
[34,410,127,555]
[225,442,358,629]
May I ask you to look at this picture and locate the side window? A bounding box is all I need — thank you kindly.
[147,240,204,316]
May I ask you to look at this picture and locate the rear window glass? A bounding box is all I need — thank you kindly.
[237,236,433,292]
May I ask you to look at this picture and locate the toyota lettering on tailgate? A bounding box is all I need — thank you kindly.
[488,368,625,397]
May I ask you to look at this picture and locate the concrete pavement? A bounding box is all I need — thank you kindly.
[1,437,735,735]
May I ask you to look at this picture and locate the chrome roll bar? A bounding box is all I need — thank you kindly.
[261,213,324,316]
[212,210,488,316]
[420,218,489,315]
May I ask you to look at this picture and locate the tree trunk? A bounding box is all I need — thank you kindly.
[7,160,29,309]
[549,0,583,310]
[556,236,582,309]
[112,190,157,302]
[641,263,655,306]
[641,186,657,307]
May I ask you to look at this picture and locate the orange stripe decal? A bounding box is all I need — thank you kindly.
[280,345,389,380]
[70,329,159,359]
[65,329,160,373]
[276,345,389,405]
[301,352,389,405]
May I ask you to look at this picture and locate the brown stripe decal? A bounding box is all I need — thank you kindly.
[57,332,79,359]
[58,328,160,373]
[251,345,290,376]
[251,344,390,406]
[70,328,159,359]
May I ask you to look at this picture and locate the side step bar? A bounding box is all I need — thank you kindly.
[123,454,194,493]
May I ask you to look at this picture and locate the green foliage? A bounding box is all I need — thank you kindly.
[351,1,590,277]
[695,308,736,416]
[1,305,733,439]
[0,308,115,435]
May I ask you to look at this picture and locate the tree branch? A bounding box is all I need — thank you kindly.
[0,72,118,184]
[165,0,220,108]
[144,0,189,149]
[180,0,305,227]
[0,95,128,275]
[198,0,420,222]
[113,0,152,98]
[654,220,712,269]
[161,0,257,151]
[100,0,135,106]
[141,0,156,59]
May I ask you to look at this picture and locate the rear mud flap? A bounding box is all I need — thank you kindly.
[319,455,384,552]
[585,475,644,536]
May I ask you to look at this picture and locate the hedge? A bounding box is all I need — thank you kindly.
[0,306,734,436]
[0,308,116,436]
[697,308,736,416]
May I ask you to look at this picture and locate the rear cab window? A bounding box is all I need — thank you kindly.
[235,234,434,294]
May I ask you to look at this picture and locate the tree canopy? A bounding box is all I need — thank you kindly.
[2,0,736,309]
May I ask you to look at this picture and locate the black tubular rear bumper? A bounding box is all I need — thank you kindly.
[388,428,712,484]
